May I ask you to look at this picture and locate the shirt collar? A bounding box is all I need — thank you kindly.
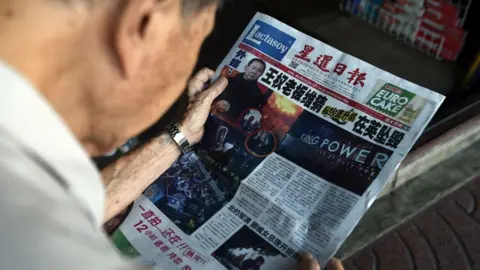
[0,61,105,226]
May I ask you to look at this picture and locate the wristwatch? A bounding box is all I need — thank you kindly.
[165,123,192,153]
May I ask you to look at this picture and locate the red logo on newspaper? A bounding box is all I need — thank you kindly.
[384,84,403,95]
[294,44,315,62]
[183,248,209,265]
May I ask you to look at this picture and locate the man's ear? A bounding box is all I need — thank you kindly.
[115,0,158,78]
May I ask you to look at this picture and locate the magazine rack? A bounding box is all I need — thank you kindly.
[340,0,471,60]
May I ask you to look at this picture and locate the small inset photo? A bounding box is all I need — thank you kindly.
[212,226,289,270]
[238,108,263,134]
[245,130,277,157]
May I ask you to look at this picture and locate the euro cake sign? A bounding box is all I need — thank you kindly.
[366,83,416,117]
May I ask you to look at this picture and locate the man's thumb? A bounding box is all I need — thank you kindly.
[326,258,344,270]
[205,77,228,102]
[297,253,320,270]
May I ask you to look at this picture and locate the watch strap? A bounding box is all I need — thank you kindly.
[165,124,192,153]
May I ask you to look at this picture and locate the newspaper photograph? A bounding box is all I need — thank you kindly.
[110,12,445,270]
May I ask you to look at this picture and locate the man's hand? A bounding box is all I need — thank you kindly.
[181,68,228,145]
[297,253,344,270]
[102,68,226,221]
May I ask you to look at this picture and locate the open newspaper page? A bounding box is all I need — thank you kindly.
[110,12,445,270]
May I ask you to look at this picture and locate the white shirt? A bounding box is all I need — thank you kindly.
[0,61,136,269]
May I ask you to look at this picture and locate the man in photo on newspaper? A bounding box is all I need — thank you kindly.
[0,0,343,269]
[213,58,268,123]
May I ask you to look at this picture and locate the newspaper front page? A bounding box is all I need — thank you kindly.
[111,12,445,270]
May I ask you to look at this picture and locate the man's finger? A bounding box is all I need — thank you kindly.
[326,258,344,270]
[188,68,215,97]
[201,77,228,103]
[297,253,320,270]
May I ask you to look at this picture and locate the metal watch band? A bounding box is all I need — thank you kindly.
[165,123,192,153]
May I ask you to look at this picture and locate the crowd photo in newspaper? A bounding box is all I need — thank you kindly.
[109,12,445,270]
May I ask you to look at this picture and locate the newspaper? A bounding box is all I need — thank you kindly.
[110,12,445,270]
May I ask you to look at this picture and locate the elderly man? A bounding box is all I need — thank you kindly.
[0,0,343,269]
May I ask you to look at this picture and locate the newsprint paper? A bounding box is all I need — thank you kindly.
[110,12,445,270]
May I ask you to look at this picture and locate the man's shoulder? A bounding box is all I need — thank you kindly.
[0,133,136,270]
[0,131,91,239]
[0,132,46,172]
[0,132,75,204]
[0,131,105,224]
[0,120,106,225]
